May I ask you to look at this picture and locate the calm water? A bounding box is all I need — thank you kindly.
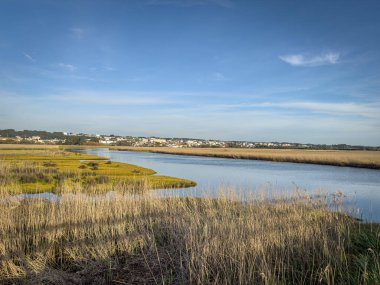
[74,148,380,222]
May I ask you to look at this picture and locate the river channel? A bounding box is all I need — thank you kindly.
[73,148,380,222]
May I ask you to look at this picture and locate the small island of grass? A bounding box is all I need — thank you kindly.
[0,148,196,194]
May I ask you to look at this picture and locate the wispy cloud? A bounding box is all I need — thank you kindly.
[2,91,379,145]
[208,0,234,7]
[50,91,165,106]
[212,72,227,81]
[215,101,380,119]
[148,0,234,8]
[22,52,36,62]
[264,101,380,119]
[70,27,85,39]
[58,63,77,71]
[89,66,115,72]
[279,52,340,67]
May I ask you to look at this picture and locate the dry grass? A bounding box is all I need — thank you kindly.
[0,188,379,284]
[0,144,59,150]
[113,147,380,169]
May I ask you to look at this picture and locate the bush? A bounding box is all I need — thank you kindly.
[42,161,57,167]
[87,162,99,168]
[87,162,99,170]
[19,174,38,183]
[36,173,53,183]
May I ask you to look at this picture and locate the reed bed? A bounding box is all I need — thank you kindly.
[114,147,380,169]
[0,186,379,284]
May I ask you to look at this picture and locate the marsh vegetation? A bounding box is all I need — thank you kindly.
[0,148,379,284]
[0,149,195,194]
[0,189,379,284]
[114,147,380,169]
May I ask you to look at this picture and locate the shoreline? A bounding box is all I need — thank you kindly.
[111,146,380,170]
[1,144,380,170]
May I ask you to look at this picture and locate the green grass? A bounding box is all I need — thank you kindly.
[0,149,196,194]
[344,223,380,284]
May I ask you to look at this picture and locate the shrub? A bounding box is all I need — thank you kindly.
[19,174,38,183]
[87,162,99,168]
[36,173,53,183]
[42,161,57,167]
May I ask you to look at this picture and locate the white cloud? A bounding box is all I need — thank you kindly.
[267,101,379,118]
[267,101,380,119]
[50,91,164,105]
[22,52,36,62]
[58,63,77,71]
[103,66,115,71]
[88,66,115,72]
[1,91,379,145]
[279,52,340,67]
[209,0,234,8]
[215,101,380,119]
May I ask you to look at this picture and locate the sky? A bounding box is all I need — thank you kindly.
[0,0,380,145]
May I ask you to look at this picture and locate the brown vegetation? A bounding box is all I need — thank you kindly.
[113,147,380,169]
[0,144,59,150]
[1,189,379,284]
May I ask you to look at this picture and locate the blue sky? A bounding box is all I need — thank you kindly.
[1,0,380,145]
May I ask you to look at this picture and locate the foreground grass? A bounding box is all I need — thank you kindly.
[113,147,380,169]
[0,149,195,194]
[0,190,379,284]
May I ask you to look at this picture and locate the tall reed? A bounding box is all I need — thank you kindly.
[0,159,379,284]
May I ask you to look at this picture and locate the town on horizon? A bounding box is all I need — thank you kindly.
[0,128,378,150]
